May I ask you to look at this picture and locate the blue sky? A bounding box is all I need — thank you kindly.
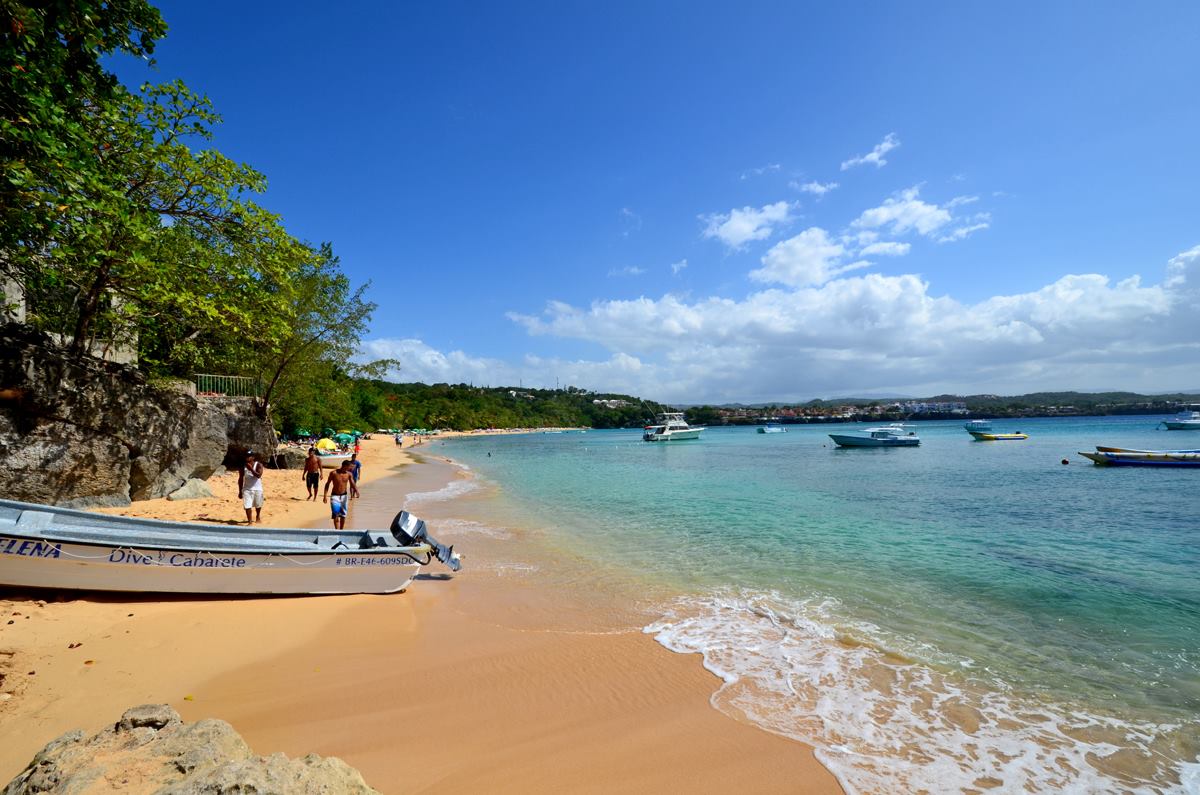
[122,2,1200,402]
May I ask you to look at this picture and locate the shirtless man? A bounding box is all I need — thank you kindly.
[302,447,321,501]
[322,460,360,529]
[237,450,265,524]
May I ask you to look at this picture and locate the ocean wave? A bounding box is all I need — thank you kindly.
[431,518,512,540]
[404,477,479,505]
[645,589,1200,794]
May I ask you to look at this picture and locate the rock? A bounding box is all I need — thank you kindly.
[0,324,276,505]
[167,479,214,501]
[4,704,380,795]
[274,447,309,470]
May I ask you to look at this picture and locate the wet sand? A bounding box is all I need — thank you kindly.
[0,437,841,793]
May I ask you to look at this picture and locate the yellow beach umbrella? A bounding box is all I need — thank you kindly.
[315,437,337,451]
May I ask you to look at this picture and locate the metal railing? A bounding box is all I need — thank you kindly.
[194,374,262,398]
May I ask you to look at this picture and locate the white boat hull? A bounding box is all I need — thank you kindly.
[0,534,421,594]
[0,499,458,595]
[643,428,703,441]
[318,454,351,468]
[1160,421,1200,430]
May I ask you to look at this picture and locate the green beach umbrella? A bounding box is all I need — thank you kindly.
[333,432,354,445]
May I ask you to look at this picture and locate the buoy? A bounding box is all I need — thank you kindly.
[1061,458,1069,465]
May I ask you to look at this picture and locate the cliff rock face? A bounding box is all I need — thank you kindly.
[4,704,381,794]
[0,324,275,507]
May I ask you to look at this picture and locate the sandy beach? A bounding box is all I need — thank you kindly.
[0,436,841,793]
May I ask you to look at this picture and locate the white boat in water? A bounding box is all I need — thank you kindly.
[0,499,460,595]
[757,423,786,434]
[1159,411,1200,430]
[643,412,704,442]
[964,419,992,433]
[829,425,920,447]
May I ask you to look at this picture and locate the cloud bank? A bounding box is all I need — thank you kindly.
[370,246,1200,403]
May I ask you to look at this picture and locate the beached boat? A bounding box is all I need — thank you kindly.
[968,431,1028,441]
[757,423,786,434]
[1158,411,1200,430]
[829,425,920,447]
[1079,450,1200,467]
[0,499,460,595]
[643,412,704,442]
[317,452,351,468]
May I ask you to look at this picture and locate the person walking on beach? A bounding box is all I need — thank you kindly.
[349,453,362,486]
[238,450,265,524]
[302,447,321,501]
[323,460,359,530]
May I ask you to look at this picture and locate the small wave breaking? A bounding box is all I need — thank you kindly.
[645,589,1199,794]
[404,477,479,505]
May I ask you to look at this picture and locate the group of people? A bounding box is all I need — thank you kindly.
[236,447,364,529]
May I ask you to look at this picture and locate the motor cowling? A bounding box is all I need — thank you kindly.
[391,510,462,572]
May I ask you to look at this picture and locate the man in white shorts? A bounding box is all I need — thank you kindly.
[237,450,265,524]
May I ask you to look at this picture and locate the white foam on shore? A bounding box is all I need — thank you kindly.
[433,518,512,540]
[404,477,479,506]
[645,589,1199,794]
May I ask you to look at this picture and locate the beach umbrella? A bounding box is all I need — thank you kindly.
[315,437,337,451]
[295,427,312,437]
[352,429,364,437]
[333,432,354,445]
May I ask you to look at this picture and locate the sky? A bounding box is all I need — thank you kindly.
[119,2,1200,403]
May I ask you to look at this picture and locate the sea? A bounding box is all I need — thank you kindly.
[424,416,1200,794]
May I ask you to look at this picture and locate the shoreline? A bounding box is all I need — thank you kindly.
[0,436,842,793]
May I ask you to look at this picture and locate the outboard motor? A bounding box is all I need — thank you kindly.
[391,510,462,572]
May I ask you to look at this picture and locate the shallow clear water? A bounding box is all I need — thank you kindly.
[441,418,1200,793]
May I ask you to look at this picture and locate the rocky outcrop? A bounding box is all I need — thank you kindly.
[166,479,215,501]
[0,324,276,507]
[4,704,380,794]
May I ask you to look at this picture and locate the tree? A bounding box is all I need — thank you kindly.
[2,0,166,291]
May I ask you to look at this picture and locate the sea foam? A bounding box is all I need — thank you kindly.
[404,477,479,505]
[645,589,1200,794]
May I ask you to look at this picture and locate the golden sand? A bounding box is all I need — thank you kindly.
[0,437,841,793]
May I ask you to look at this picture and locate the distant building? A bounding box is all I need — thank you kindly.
[592,398,630,409]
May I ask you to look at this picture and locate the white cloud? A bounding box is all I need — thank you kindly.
[671,259,688,275]
[860,241,911,257]
[608,265,646,277]
[841,133,900,170]
[619,207,642,237]
[791,180,839,197]
[741,163,781,180]
[946,195,979,208]
[700,201,795,249]
[1167,244,1200,287]
[751,227,849,287]
[852,186,953,237]
[497,244,1200,402]
[362,337,655,395]
[937,220,990,244]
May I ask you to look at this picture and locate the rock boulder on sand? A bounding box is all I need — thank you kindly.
[166,479,215,501]
[4,704,380,795]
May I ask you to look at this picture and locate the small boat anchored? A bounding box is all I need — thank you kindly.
[1158,411,1200,430]
[757,423,786,434]
[0,499,461,595]
[1078,447,1200,467]
[643,412,704,442]
[829,425,920,447]
[964,418,1026,440]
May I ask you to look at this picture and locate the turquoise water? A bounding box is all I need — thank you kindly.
[441,417,1200,793]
